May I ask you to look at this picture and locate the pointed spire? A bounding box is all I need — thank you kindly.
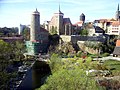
[118,3,119,11]
[36,8,38,12]
[59,3,61,13]
[33,8,39,14]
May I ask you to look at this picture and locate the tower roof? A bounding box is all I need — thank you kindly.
[58,3,63,14]
[80,13,85,22]
[33,8,40,14]
[80,13,85,17]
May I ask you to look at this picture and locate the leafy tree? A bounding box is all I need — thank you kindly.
[38,68,99,90]
[0,40,25,89]
[0,40,13,89]
[22,27,30,40]
[48,54,62,73]
[49,26,57,35]
[37,54,105,90]
[0,40,12,71]
[80,29,88,36]
[11,41,25,61]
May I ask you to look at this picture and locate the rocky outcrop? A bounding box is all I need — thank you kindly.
[77,41,99,54]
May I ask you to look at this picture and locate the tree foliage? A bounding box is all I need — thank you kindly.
[11,41,25,61]
[0,40,25,89]
[39,68,98,90]
[80,29,88,36]
[21,27,30,40]
[37,54,103,90]
[0,40,12,71]
[49,26,57,35]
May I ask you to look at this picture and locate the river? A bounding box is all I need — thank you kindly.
[17,61,51,90]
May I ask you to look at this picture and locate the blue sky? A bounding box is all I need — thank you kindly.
[0,0,119,27]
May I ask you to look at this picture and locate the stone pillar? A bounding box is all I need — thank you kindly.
[65,25,67,35]
[69,24,71,35]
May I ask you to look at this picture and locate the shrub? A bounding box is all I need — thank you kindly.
[101,53,110,57]
[39,68,100,90]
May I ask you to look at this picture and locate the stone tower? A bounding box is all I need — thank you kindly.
[30,8,40,41]
[26,9,41,55]
[115,4,120,21]
[80,13,85,23]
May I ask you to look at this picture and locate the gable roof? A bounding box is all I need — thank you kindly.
[112,21,120,26]
[94,26,105,33]
[73,21,83,26]
[116,40,120,46]
[63,18,71,24]
[113,46,120,55]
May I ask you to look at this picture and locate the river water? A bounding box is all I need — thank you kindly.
[17,61,51,90]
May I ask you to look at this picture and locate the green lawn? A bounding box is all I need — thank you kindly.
[103,60,120,76]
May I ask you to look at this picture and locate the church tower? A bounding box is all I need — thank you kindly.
[30,8,40,41]
[115,4,120,21]
[54,4,64,35]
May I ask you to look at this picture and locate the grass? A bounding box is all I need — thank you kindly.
[103,60,120,76]
[103,60,120,70]
[62,57,120,76]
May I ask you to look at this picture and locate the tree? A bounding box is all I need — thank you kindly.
[0,40,13,89]
[48,54,62,73]
[49,26,57,35]
[0,40,25,89]
[36,54,104,90]
[22,27,30,40]
[11,41,25,61]
[80,29,88,36]
[0,40,12,71]
[38,68,99,90]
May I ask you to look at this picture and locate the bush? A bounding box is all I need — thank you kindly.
[101,53,110,57]
[76,51,82,57]
[38,68,100,90]
[49,53,62,73]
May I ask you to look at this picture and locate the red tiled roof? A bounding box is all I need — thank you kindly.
[99,19,108,23]
[73,21,83,26]
[116,40,120,46]
[112,21,120,26]
[95,19,116,23]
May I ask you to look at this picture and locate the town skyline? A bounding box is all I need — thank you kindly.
[0,0,119,27]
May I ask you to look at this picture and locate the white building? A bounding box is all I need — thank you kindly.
[108,21,120,35]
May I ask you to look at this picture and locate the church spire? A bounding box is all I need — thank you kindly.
[59,3,61,13]
[118,3,119,11]
[36,8,38,12]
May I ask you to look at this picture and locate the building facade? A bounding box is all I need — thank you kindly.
[93,4,120,36]
[44,7,72,35]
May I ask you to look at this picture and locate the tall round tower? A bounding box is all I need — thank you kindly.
[80,13,85,23]
[30,9,40,41]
